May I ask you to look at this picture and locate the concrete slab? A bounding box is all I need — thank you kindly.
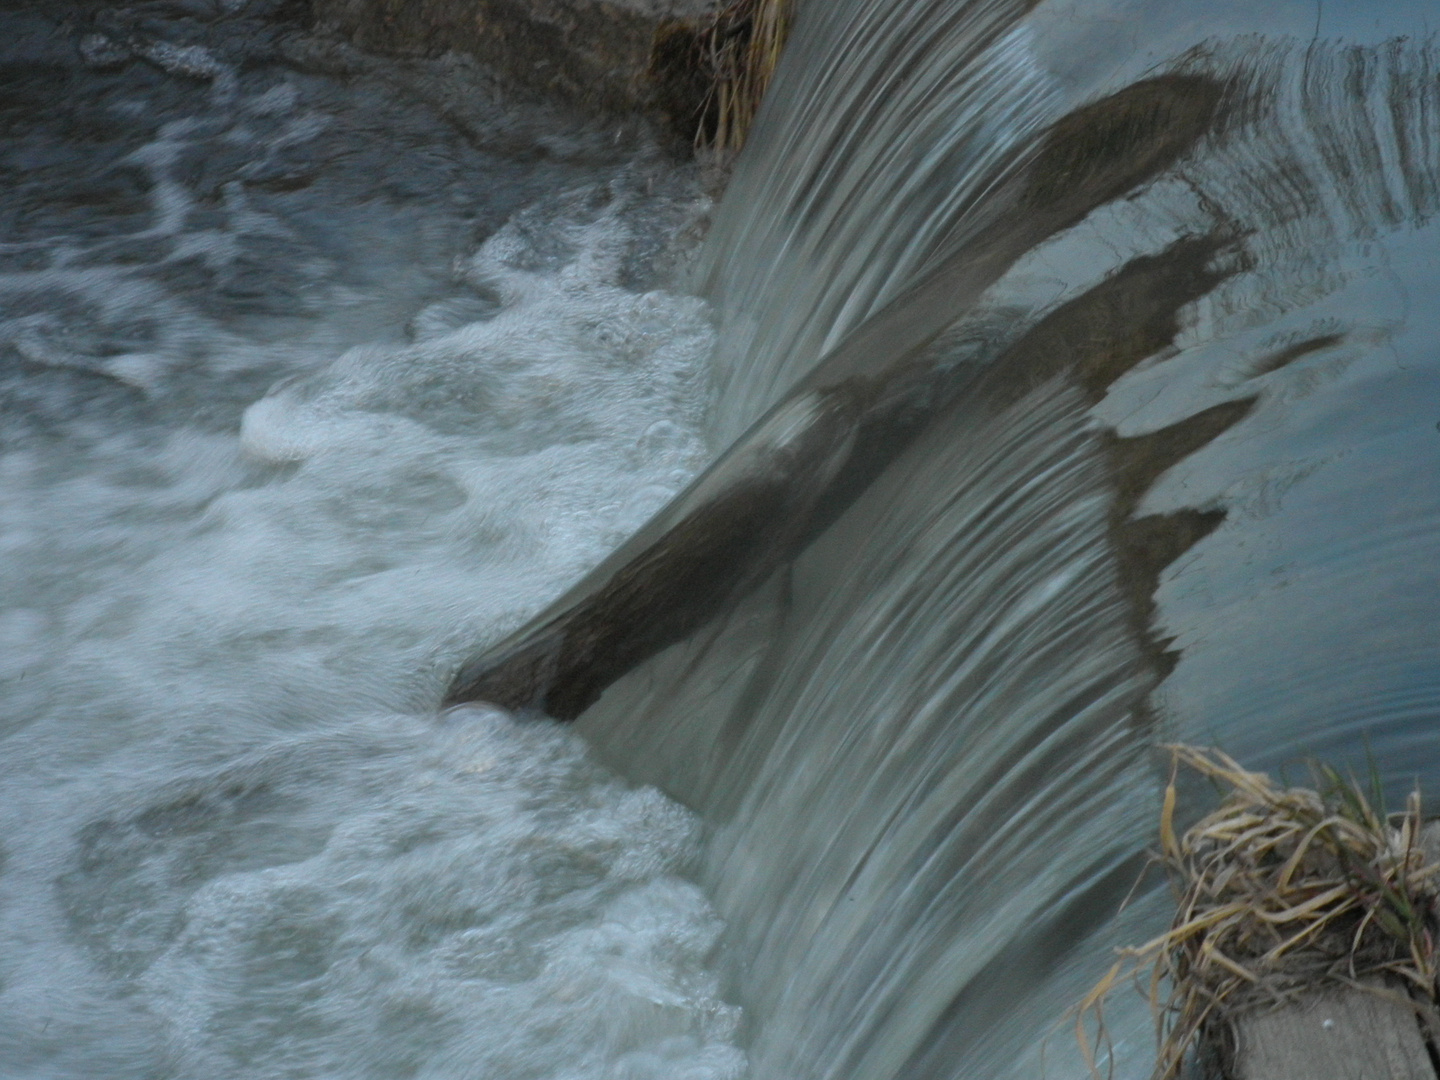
[1231,983,1436,1080]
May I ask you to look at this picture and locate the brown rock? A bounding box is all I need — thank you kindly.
[310,0,717,129]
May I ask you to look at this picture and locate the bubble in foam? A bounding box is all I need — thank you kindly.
[132,710,746,1080]
[242,200,713,466]
[0,59,735,1074]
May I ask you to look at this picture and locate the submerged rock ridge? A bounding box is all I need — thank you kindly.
[443,73,1229,717]
[447,33,1440,727]
[440,34,1440,1077]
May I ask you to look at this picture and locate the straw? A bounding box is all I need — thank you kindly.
[1074,745,1440,1079]
[693,0,792,153]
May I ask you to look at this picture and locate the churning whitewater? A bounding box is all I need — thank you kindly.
[10,0,1440,1078]
[0,5,742,1077]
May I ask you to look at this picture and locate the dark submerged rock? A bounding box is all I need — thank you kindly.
[444,73,1234,718]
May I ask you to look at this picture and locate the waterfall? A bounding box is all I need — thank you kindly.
[5,0,1440,1077]
[448,3,1440,1078]
[693,0,1058,446]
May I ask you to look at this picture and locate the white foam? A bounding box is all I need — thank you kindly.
[0,152,736,1078]
[129,709,745,1080]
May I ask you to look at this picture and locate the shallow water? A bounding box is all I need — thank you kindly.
[0,4,743,1078]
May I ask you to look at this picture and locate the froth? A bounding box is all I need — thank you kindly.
[0,26,736,1073]
[123,709,745,1080]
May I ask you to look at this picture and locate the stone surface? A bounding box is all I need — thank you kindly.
[1231,983,1436,1080]
[309,0,717,127]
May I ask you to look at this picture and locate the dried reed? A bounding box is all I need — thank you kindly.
[1075,745,1440,1080]
[694,0,792,153]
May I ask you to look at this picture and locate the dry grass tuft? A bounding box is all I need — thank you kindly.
[694,0,792,153]
[1075,744,1440,1080]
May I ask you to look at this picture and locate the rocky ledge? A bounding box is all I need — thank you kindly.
[311,0,717,133]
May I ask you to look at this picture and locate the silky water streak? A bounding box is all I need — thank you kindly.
[447,3,1440,1079]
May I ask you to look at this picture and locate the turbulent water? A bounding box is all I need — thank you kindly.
[0,4,743,1078]
[6,0,1440,1079]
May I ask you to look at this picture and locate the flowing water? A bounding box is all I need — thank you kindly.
[644,4,1440,1077]
[0,4,742,1078]
[5,0,1440,1079]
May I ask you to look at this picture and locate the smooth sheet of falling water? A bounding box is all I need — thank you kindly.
[574,5,1440,1080]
